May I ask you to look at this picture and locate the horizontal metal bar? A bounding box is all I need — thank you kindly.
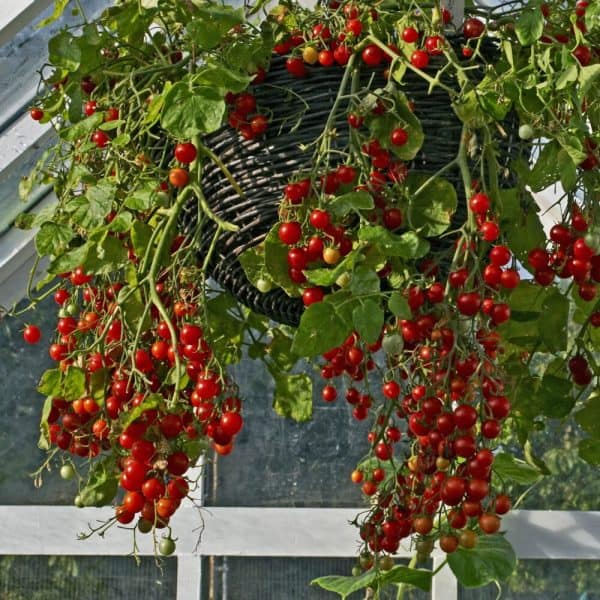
[0,112,53,174]
[0,192,54,309]
[0,0,54,48]
[0,507,599,560]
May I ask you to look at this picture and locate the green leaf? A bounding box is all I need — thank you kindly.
[48,31,81,71]
[66,181,115,230]
[291,300,350,358]
[358,226,430,259]
[14,213,36,230]
[353,299,384,345]
[328,191,374,217]
[448,535,517,588]
[271,370,312,422]
[112,133,131,148]
[89,369,108,404]
[477,87,512,121]
[527,141,561,192]
[505,208,545,265]
[37,369,62,397]
[312,566,432,598]
[264,228,298,296]
[304,250,363,287]
[538,371,574,418]
[37,0,70,28]
[36,221,73,256]
[378,566,433,591]
[131,221,153,259]
[48,243,90,275]
[38,396,54,450]
[406,173,457,237]
[575,390,600,437]
[124,183,162,212]
[87,235,128,275]
[161,82,226,138]
[62,367,86,401]
[195,63,252,93]
[268,330,298,371]
[498,283,568,352]
[539,291,569,352]
[121,394,162,429]
[557,134,588,165]
[557,149,578,192]
[365,89,424,160]
[187,5,244,50]
[239,245,266,289]
[580,64,600,97]
[60,112,103,142]
[78,456,118,507]
[182,437,209,463]
[578,438,600,465]
[388,292,411,319]
[350,266,380,295]
[515,9,544,46]
[453,89,488,128]
[556,63,578,90]
[119,284,151,333]
[493,453,542,485]
[108,211,133,233]
[312,571,378,599]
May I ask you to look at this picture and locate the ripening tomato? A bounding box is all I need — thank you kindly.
[463,18,485,39]
[23,324,41,344]
[169,168,189,188]
[410,50,429,69]
[402,27,419,43]
[174,142,197,164]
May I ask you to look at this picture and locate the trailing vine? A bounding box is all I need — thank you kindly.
[10,0,600,594]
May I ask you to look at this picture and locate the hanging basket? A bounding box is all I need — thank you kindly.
[182,48,524,327]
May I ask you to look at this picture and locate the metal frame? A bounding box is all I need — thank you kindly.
[1,506,599,599]
[1,4,596,600]
[0,0,54,48]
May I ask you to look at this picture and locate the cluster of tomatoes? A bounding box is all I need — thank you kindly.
[524,211,600,387]
[25,234,244,553]
[295,196,521,565]
[330,293,512,563]
[225,86,269,142]
[272,0,491,79]
[528,213,599,299]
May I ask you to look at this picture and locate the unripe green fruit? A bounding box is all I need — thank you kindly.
[256,277,273,293]
[60,464,75,480]
[518,124,535,140]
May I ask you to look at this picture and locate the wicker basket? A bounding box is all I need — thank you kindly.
[182,49,523,327]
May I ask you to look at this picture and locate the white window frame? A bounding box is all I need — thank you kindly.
[1,506,599,600]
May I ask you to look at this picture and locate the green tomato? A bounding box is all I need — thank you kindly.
[379,555,395,571]
[159,537,176,556]
[518,124,535,140]
[256,277,273,293]
[415,538,434,555]
[74,495,84,508]
[60,464,75,480]
[335,272,351,288]
[584,230,600,253]
[382,333,404,355]
[351,565,362,577]
[137,518,153,534]
[359,552,373,570]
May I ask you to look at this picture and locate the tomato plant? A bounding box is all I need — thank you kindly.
[14,0,600,594]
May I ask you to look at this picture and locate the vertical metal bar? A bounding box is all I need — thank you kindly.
[431,556,458,600]
[221,556,229,600]
[176,555,201,600]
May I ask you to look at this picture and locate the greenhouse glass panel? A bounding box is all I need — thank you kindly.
[0,555,176,600]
